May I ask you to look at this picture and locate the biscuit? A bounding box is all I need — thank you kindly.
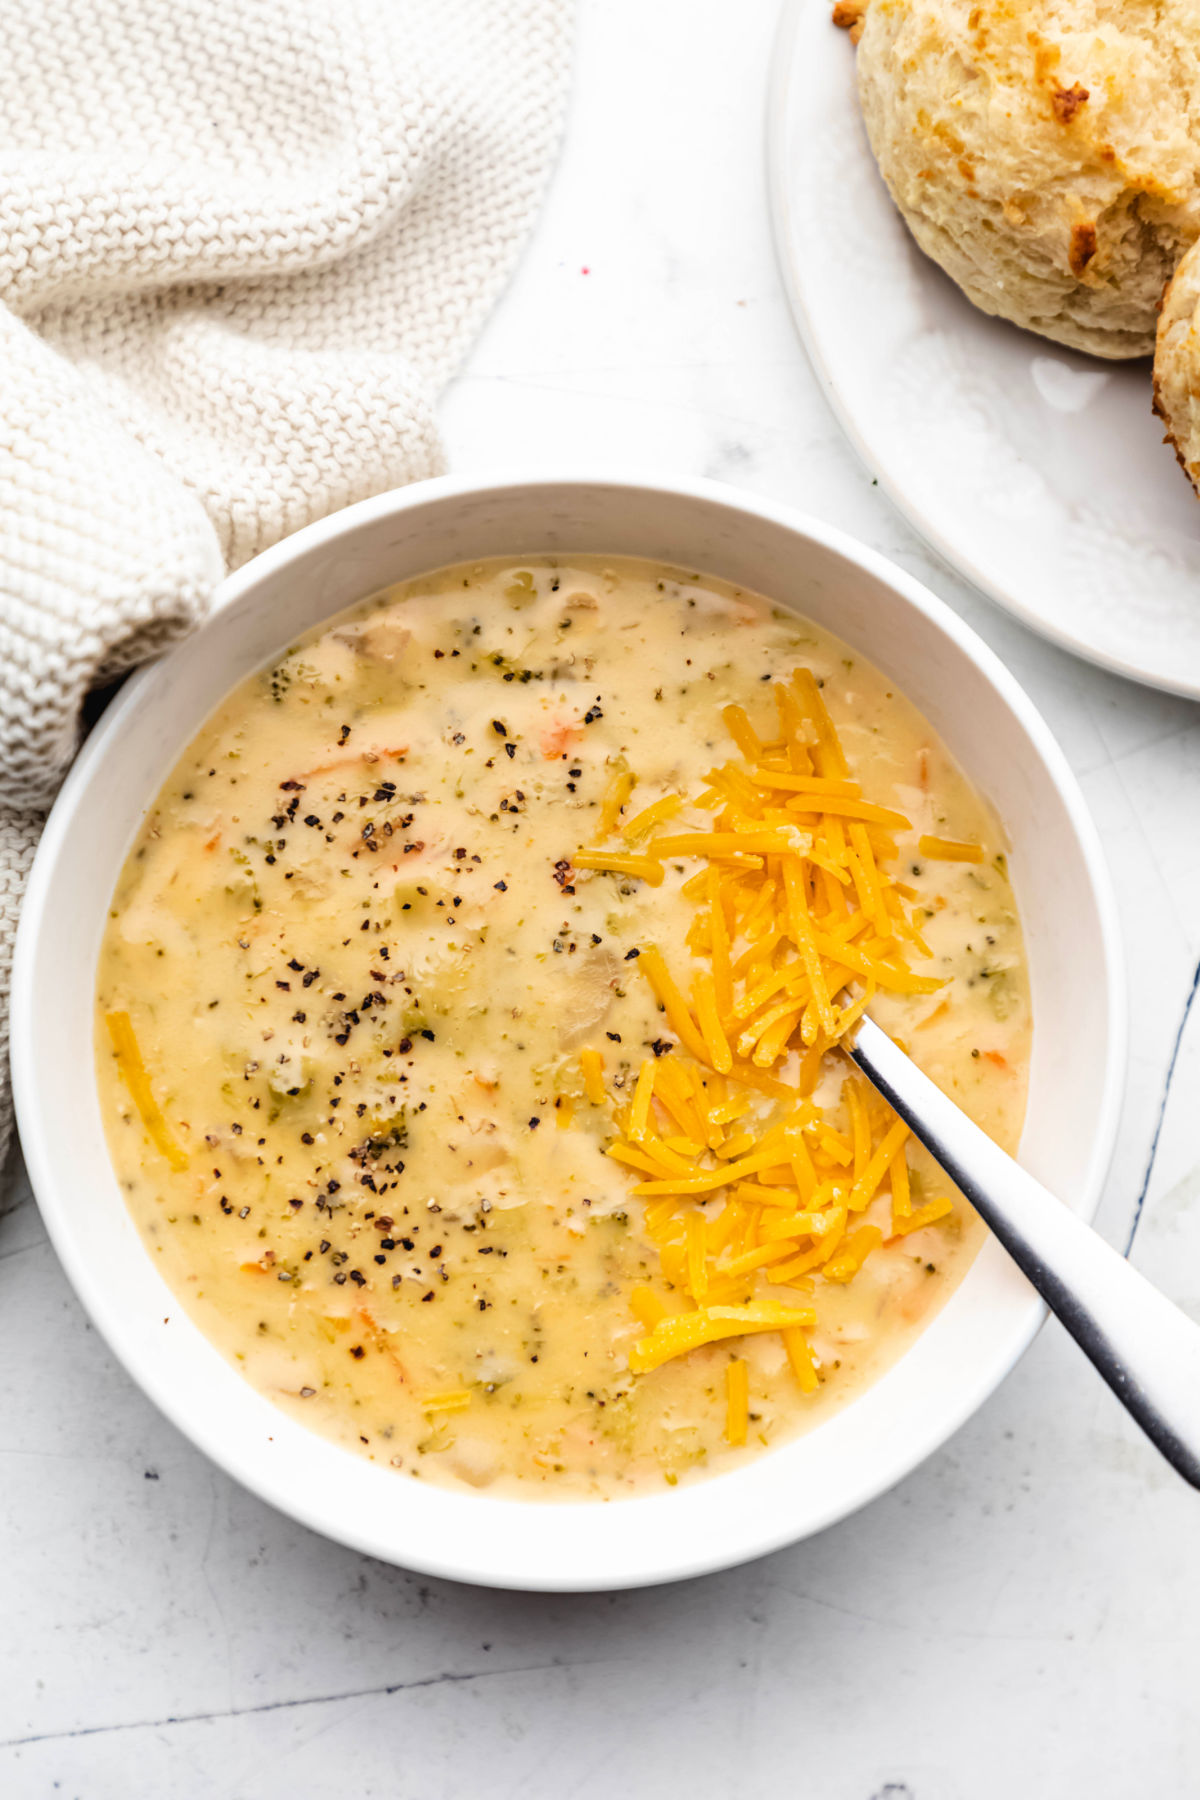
[1154,239,1200,494]
[846,0,1200,359]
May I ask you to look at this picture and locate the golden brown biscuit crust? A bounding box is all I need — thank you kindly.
[1154,244,1200,494]
[846,0,1200,359]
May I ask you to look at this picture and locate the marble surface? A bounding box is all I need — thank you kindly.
[3,2,1198,1794]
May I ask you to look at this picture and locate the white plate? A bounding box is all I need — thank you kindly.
[768,0,1200,696]
[13,475,1123,1589]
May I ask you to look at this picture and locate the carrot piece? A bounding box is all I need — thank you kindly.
[888,1196,954,1239]
[579,1048,606,1105]
[540,717,583,759]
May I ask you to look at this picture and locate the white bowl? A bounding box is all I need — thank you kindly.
[11,474,1125,1590]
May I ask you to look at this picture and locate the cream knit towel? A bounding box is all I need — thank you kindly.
[0,0,571,1161]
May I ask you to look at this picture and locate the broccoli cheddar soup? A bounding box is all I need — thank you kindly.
[96,557,1031,1498]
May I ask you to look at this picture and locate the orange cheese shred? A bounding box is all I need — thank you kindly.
[105,1010,188,1172]
[919,835,985,863]
[570,664,963,1398]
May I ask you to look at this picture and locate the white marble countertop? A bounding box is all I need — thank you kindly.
[3,2,1198,1794]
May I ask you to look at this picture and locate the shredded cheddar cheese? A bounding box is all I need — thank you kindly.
[574,667,963,1398]
[579,1048,606,1105]
[725,1358,749,1445]
[595,765,637,839]
[105,1010,189,1172]
[573,851,665,885]
[622,793,682,842]
[919,835,985,863]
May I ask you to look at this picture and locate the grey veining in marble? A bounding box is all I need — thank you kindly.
[2,2,1197,1794]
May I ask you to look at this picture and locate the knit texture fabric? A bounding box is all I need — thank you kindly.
[0,0,571,1159]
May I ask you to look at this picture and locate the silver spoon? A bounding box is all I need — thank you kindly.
[847,1013,1200,1490]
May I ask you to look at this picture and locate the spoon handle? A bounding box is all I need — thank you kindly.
[849,1015,1200,1489]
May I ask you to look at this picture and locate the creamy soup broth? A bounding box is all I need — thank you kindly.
[95,557,1030,1498]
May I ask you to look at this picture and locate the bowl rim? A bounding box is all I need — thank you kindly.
[11,470,1127,1589]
